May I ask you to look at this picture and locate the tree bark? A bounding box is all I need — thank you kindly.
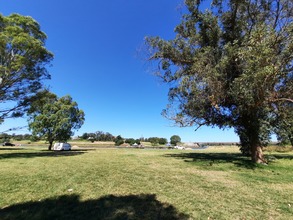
[251,144,266,164]
[48,141,53,151]
[241,112,267,164]
[289,135,293,148]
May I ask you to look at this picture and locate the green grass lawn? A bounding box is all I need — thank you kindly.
[0,146,292,219]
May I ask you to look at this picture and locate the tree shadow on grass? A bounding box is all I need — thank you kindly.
[0,148,26,151]
[267,153,293,160]
[0,194,189,220]
[0,150,87,160]
[165,152,257,169]
[165,152,293,169]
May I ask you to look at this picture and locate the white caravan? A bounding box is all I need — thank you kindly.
[53,143,71,151]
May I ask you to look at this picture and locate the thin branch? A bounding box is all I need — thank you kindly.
[194,122,208,132]
[273,0,281,30]
[271,98,293,103]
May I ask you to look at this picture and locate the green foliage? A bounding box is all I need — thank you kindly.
[0,133,10,143]
[27,91,85,150]
[81,131,115,142]
[30,135,40,142]
[159,138,167,145]
[95,131,115,142]
[146,137,167,146]
[147,137,159,145]
[1,133,33,141]
[170,135,181,146]
[273,102,293,146]
[146,0,293,162]
[125,138,135,145]
[81,133,90,140]
[115,140,124,146]
[0,14,53,123]
[82,133,96,141]
[114,135,124,146]
[125,138,141,145]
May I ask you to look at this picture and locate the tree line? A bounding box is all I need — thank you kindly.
[0,133,32,142]
[79,132,182,146]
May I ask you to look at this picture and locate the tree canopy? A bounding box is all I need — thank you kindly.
[28,91,85,150]
[0,13,53,123]
[146,0,292,163]
[273,102,293,146]
[170,135,181,146]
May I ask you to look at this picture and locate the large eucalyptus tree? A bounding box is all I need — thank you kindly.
[0,13,53,123]
[146,0,292,163]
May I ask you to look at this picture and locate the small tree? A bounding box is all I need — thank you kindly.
[28,91,85,150]
[81,133,89,140]
[95,131,115,141]
[148,137,160,146]
[159,138,168,145]
[170,135,181,146]
[114,135,124,146]
[0,133,10,143]
[125,138,135,145]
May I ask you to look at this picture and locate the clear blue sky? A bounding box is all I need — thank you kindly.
[0,0,240,142]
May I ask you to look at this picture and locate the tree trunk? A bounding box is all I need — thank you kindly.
[240,112,268,164]
[251,143,266,164]
[289,135,293,148]
[48,141,53,151]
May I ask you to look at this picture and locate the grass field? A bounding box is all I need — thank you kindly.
[0,146,292,219]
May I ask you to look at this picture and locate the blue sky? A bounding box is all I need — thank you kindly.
[0,0,240,142]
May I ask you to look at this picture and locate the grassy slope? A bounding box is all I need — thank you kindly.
[0,146,292,219]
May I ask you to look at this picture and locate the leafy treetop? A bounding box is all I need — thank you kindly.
[146,0,292,163]
[0,14,53,123]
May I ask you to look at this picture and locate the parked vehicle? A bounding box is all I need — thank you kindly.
[53,143,71,151]
[2,142,15,146]
[174,145,185,150]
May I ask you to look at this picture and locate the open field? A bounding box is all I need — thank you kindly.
[0,146,292,219]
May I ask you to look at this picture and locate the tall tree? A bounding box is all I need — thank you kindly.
[146,0,292,163]
[0,14,53,123]
[28,91,85,150]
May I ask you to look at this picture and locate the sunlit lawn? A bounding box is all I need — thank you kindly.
[0,146,292,219]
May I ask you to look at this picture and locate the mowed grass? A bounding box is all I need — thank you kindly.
[0,146,292,219]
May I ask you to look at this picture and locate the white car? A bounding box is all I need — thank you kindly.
[53,143,71,151]
[174,146,185,150]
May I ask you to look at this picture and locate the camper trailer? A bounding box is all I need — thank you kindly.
[53,143,71,151]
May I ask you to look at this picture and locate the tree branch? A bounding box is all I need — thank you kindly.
[271,98,293,103]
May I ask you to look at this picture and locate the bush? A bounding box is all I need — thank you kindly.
[115,139,124,146]
[159,138,167,145]
[114,135,124,146]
